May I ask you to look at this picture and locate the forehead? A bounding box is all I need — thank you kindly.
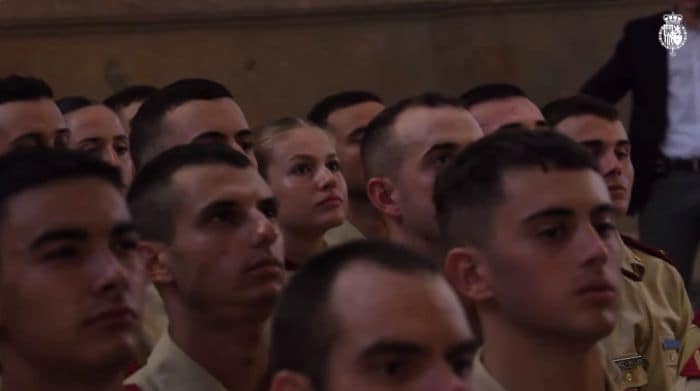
[330,262,469,340]
[556,114,628,144]
[0,99,65,136]
[269,127,335,158]
[393,106,482,151]
[172,163,271,207]
[66,106,126,140]
[164,98,249,141]
[469,97,542,125]
[498,168,611,220]
[327,101,385,131]
[1,178,128,242]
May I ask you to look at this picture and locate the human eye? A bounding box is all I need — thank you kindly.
[449,355,473,377]
[594,221,618,239]
[42,244,81,261]
[290,163,313,176]
[259,200,278,219]
[615,146,630,160]
[326,159,341,172]
[536,224,568,241]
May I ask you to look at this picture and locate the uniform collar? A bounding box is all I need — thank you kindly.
[125,332,227,391]
[619,234,646,282]
[471,347,622,391]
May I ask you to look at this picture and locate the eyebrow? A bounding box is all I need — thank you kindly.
[77,137,104,145]
[445,340,481,360]
[590,203,618,218]
[235,128,253,137]
[581,139,630,149]
[424,142,460,156]
[30,227,88,249]
[523,207,574,223]
[10,133,43,146]
[112,222,138,237]
[197,199,239,219]
[359,340,428,361]
[289,153,338,161]
[192,131,228,143]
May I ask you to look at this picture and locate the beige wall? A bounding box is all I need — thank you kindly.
[0,0,669,124]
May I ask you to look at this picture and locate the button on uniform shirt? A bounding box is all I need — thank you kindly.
[602,235,693,390]
[662,26,700,159]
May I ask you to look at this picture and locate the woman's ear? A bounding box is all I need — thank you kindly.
[443,246,494,302]
[269,370,315,391]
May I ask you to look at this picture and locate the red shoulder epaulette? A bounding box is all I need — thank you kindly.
[124,385,142,391]
[681,349,700,378]
[621,234,675,267]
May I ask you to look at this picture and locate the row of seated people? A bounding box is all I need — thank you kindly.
[0,73,697,391]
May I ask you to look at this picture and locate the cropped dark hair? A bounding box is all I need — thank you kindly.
[361,92,465,178]
[542,94,619,126]
[307,91,383,128]
[56,96,95,115]
[103,85,159,112]
[130,78,235,170]
[0,75,54,105]
[460,83,528,109]
[0,149,122,225]
[127,143,251,243]
[269,239,439,389]
[434,127,599,247]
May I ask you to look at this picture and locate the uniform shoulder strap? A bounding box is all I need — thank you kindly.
[620,234,675,266]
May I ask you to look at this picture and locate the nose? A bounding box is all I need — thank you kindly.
[252,211,279,248]
[103,147,120,168]
[576,224,610,268]
[91,247,130,296]
[600,150,622,178]
[316,165,338,190]
[427,365,469,391]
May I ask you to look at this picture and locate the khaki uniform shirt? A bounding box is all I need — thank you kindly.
[671,325,700,389]
[602,235,693,390]
[324,220,364,247]
[125,332,226,391]
[470,349,620,390]
[140,284,168,354]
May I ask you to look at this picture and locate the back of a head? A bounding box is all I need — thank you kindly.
[542,94,619,126]
[0,149,122,223]
[56,96,95,115]
[460,83,527,109]
[253,117,326,178]
[434,127,599,247]
[104,85,159,112]
[361,92,465,179]
[129,78,234,170]
[0,75,54,105]
[307,90,383,128]
[127,143,251,244]
[269,239,438,388]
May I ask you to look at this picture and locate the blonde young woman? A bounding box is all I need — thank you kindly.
[254,117,348,270]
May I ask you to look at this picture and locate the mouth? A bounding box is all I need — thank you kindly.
[607,184,627,194]
[85,306,138,327]
[245,257,285,276]
[317,194,344,208]
[575,282,618,303]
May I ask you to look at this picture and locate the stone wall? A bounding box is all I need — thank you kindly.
[0,0,668,123]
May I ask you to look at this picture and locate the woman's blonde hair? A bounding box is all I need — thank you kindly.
[253,117,333,178]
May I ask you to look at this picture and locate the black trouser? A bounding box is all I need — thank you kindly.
[639,171,700,292]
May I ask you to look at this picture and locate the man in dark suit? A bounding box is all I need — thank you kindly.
[582,1,700,293]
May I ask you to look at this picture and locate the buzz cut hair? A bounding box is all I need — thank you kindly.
[460,83,528,109]
[361,92,465,179]
[542,94,620,126]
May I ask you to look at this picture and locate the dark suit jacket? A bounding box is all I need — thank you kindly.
[581,11,669,214]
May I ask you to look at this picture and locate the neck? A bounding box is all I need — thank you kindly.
[347,196,387,239]
[168,304,269,391]
[0,350,126,391]
[480,317,607,391]
[385,220,446,262]
[283,227,326,268]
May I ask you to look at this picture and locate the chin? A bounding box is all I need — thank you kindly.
[318,214,346,231]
